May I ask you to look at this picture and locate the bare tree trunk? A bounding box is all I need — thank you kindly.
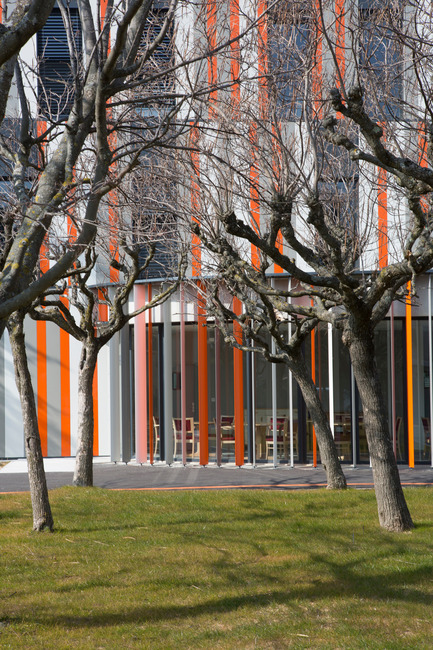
[73,339,98,487]
[290,348,347,489]
[7,312,54,531]
[344,323,413,532]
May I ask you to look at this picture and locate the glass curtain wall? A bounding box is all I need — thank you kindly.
[254,335,273,463]
[303,324,328,463]
[150,324,161,460]
[141,314,422,465]
[374,319,406,462]
[412,320,431,462]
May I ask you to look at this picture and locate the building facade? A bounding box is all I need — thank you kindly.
[0,0,432,467]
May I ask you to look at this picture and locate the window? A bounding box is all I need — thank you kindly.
[134,8,175,120]
[359,0,402,119]
[269,16,310,119]
[37,7,82,119]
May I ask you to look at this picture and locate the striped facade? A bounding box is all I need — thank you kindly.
[1,274,433,467]
[1,0,433,467]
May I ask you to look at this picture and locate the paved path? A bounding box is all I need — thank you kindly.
[1,458,433,493]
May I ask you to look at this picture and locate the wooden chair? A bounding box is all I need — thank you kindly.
[220,415,235,455]
[152,417,160,457]
[172,417,198,458]
[266,417,287,459]
[421,417,431,460]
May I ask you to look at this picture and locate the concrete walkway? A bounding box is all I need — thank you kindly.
[1,457,433,493]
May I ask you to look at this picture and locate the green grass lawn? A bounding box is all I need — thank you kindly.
[1,487,433,649]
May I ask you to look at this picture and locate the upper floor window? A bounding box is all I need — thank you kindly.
[37,7,82,120]
[134,8,175,121]
[269,19,310,119]
[358,0,403,119]
[268,6,311,120]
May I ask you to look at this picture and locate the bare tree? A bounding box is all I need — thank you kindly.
[175,0,433,530]
[31,226,184,487]
[0,0,183,330]
[7,308,54,530]
[0,0,56,124]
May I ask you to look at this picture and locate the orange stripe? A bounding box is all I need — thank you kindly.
[148,284,154,463]
[198,283,209,465]
[311,327,317,467]
[313,1,323,117]
[106,113,118,282]
[335,0,345,79]
[406,282,414,467]
[36,322,48,456]
[230,0,240,106]
[98,289,108,322]
[258,0,268,120]
[233,297,244,466]
[250,124,260,269]
[419,124,428,168]
[59,310,71,456]
[335,0,345,119]
[207,0,217,116]
[93,361,99,456]
[378,167,388,268]
[272,126,284,273]
[190,125,201,275]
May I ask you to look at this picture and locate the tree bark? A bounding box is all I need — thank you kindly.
[73,339,99,487]
[7,312,54,531]
[344,322,413,532]
[290,348,347,489]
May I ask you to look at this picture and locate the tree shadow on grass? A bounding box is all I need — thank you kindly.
[9,560,433,629]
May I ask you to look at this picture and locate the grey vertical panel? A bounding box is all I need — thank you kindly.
[46,321,61,456]
[0,335,5,458]
[110,332,121,461]
[25,317,38,404]
[121,324,131,463]
[164,299,173,464]
[5,332,24,458]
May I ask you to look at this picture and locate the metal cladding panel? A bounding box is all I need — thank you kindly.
[0,335,4,457]
[3,333,24,458]
[46,322,62,456]
[97,343,112,456]
[69,335,81,456]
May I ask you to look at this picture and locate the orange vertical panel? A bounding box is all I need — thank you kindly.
[198,284,209,465]
[250,124,260,269]
[230,0,240,106]
[36,121,48,457]
[378,167,388,268]
[108,129,119,283]
[233,297,244,466]
[406,283,414,467]
[92,361,99,455]
[258,0,268,120]
[312,1,323,117]
[36,321,48,456]
[207,0,218,115]
[59,319,71,456]
[272,126,284,273]
[418,125,427,168]
[335,0,345,120]
[190,125,201,276]
[335,0,345,80]
[148,284,154,463]
[98,289,108,322]
[311,327,317,467]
